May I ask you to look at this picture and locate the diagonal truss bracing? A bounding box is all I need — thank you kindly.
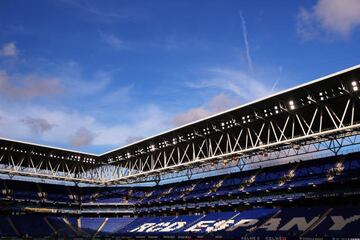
[102,93,360,184]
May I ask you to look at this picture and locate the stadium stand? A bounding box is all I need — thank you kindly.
[0,152,359,238]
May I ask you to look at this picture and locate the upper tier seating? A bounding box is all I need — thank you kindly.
[1,153,360,215]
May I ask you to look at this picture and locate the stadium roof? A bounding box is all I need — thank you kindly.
[1,64,360,184]
[103,64,360,156]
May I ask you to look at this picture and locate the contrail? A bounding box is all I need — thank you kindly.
[239,11,253,74]
[271,66,283,91]
[271,79,279,91]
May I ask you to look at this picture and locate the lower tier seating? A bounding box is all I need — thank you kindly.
[1,205,359,238]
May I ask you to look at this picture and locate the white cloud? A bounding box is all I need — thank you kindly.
[297,0,360,39]
[0,42,18,57]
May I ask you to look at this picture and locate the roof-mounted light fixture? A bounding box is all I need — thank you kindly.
[352,81,358,91]
[289,100,295,110]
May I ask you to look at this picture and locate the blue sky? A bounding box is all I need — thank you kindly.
[0,0,360,154]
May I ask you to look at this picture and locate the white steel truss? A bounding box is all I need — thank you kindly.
[101,91,360,184]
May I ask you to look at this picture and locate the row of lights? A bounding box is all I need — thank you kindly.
[125,135,189,161]
[287,80,359,110]
[48,154,96,164]
[0,146,96,164]
[0,147,47,157]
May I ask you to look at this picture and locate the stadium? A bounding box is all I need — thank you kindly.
[0,64,359,239]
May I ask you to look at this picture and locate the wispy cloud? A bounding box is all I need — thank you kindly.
[92,105,171,147]
[99,84,133,105]
[297,7,321,41]
[60,0,129,20]
[170,93,238,126]
[297,0,360,40]
[60,0,144,24]
[52,61,130,101]
[22,117,54,135]
[208,92,238,112]
[100,32,127,51]
[0,42,18,57]
[0,70,63,100]
[171,107,211,126]
[188,68,274,102]
[124,136,144,145]
[70,127,94,147]
[178,67,278,126]
[60,63,112,96]
[239,11,253,74]
[0,24,27,36]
